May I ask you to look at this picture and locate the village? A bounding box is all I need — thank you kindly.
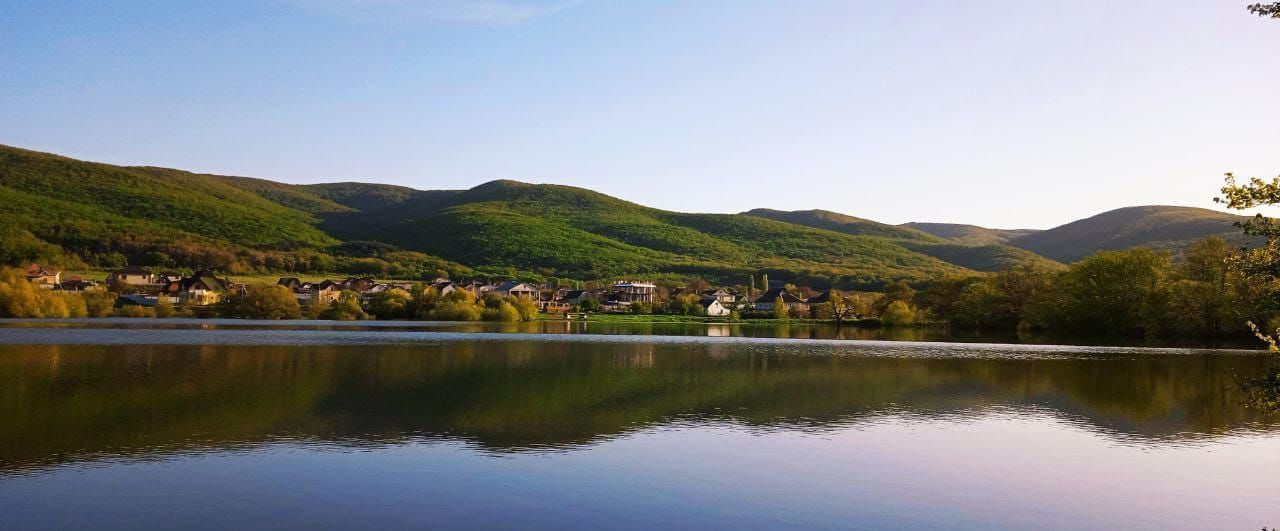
[19,263,878,321]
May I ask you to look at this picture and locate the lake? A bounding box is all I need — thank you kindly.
[1,320,1277,529]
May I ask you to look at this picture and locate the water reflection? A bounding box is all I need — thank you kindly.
[1,337,1273,476]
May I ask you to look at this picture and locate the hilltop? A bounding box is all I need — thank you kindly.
[0,144,1250,286]
[1004,205,1251,263]
[901,222,1039,246]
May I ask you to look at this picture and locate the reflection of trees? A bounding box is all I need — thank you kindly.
[0,342,1273,473]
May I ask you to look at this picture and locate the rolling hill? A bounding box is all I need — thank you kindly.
[901,222,1039,246]
[1005,205,1252,263]
[748,209,1062,271]
[0,144,1255,286]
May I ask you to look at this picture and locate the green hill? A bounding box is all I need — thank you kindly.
[339,180,971,286]
[745,208,1060,272]
[1006,206,1251,263]
[1,144,1243,285]
[0,146,973,285]
[902,222,1039,246]
[744,209,943,242]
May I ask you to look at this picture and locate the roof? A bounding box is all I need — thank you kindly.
[494,281,536,292]
[754,287,805,304]
[614,281,656,288]
[698,297,722,308]
[26,263,60,276]
[807,291,832,304]
[181,270,229,292]
[702,289,731,297]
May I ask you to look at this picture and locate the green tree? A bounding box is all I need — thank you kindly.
[369,289,412,320]
[1047,248,1171,336]
[1250,2,1280,17]
[881,300,918,327]
[772,296,788,320]
[482,301,521,322]
[321,290,366,321]
[235,284,302,320]
[508,295,539,321]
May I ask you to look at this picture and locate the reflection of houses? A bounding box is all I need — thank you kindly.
[612,281,656,304]
[161,270,229,306]
[699,297,731,317]
[106,265,154,286]
[753,287,808,313]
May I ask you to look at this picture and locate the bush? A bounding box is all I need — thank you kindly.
[482,301,521,322]
[113,305,155,318]
[881,300,918,327]
[233,284,302,320]
[320,291,367,321]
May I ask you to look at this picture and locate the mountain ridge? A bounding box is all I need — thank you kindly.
[0,144,1250,286]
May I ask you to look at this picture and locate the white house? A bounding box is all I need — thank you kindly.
[699,297,731,317]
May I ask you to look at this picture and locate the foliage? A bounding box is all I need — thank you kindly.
[772,297,789,320]
[880,301,918,327]
[320,291,367,321]
[368,289,413,320]
[667,293,702,316]
[482,301,521,322]
[0,268,87,318]
[233,284,302,320]
[113,305,155,318]
[1249,2,1280,17]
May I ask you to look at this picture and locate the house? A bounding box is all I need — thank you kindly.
[363,283,412,302]
[339,277,376,293]
[493,281,538,299]
[312,280,342,305]
[753,287,808,313]
[277,277,304,291]
[161,270,229,306]
[699,297,731,317]
[806,291,836,319]
[558,289,596,306]
[432,280,458,295]
[106,265,155,286]
[25,264,61,288]
[612,281,657,304]
[701,289,736,305]
[57,276,102,292]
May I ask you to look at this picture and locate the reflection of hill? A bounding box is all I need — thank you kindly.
[0,342,1272,473]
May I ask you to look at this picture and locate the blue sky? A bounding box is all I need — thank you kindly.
[2,0,1277,229]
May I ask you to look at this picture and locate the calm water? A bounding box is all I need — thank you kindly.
[1,321,1277,529]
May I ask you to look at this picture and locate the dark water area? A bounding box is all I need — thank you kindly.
[0,322,1277,529]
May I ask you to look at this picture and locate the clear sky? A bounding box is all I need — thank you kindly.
[2,0,1277,229]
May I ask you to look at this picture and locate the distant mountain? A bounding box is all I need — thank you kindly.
[750,209,1061,271]
[1006,205,1251,263]
[335,180,970,285]
[0,145,968,285]
[0,144,1251,284]
[744,209,942,243]
[902,222,1039,246]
